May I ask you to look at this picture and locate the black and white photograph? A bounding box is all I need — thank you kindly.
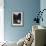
[12,12,24,26]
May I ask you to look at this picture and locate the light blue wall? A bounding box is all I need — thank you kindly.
[40,0,46,27]
[40,0,46,44]
[4,0,40,42]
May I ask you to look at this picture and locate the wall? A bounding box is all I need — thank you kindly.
[40,0,46,27]
[40,0,46,45]
[4,0,40,42]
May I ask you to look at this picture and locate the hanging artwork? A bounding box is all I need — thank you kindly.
[12,11,24,26]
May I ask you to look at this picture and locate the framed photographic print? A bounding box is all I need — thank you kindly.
[12,11,24,26]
